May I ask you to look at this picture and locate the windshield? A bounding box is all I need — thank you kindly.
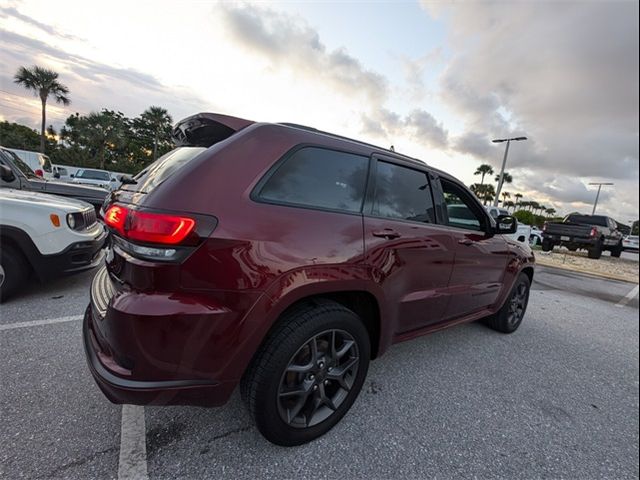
[76,169,111,181]
[0,149,38,179]
[129,147,206,193]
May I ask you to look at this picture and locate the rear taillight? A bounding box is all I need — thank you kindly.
[590,227,598,237]
[128,211,195,244]
[35,169,44,177]
[104,205,196,245]
[543,222,548,232]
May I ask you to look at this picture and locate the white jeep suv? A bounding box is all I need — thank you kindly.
[0,188,106,301]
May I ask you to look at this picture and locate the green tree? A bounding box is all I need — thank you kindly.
[0,121,41,150]
[545,208,557,217]
[474,164,494,185]
[133,106,173,161]
[60,110,130,169]
[13,66,70,153]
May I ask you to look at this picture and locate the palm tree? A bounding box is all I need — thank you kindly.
[504,200,515,211]
[474,164,494,186]
[140,106,172,160]
[501,191,511,206]
[14,65,70,153]
[495,172,513,187]
[514,193,523,210]
[545,208,556,218]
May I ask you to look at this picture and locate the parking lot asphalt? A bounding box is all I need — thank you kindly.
[1,265,638,479]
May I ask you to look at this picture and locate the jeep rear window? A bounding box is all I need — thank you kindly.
[127,147,207,193]
[258,147,368,213]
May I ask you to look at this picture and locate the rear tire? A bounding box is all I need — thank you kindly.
[241,300,370,446]
[0,244,30,302]
[484,273,531,334]
[541,239,553,252]
[588,241,603,259]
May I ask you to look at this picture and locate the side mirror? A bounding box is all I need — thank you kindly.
[70,173,74,178]
[495,215,518,235]
[53,172,61,179]
[0,164,16,182]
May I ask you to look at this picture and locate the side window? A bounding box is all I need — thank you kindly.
[441,179,486,232]
[258,147,369,213]
[372,161,435,223]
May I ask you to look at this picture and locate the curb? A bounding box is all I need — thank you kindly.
[535,257,638,284]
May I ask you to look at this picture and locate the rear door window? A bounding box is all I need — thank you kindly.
[371,161,435,223]
[258,147,369,213]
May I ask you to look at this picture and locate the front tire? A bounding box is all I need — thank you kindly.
[541,239,554,252]
[241,300,370,446]
[484,273,531,334]
[610,242,623,258]
[0,244,30,302]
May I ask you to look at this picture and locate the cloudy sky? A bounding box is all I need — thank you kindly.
[1,0,638,224]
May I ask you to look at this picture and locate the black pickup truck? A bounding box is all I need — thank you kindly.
[542,214,624,259]
[0,147,108,213]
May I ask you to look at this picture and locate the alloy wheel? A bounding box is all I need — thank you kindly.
[278,329,359,428]
[508,282,529,327]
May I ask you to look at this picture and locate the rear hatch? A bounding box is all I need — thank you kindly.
[95,113,253,315]
[545,222,593,238]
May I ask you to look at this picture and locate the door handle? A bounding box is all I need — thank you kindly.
[372,229,402,240]
[458,238,474,246]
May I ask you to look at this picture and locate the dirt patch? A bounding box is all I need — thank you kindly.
[535,248,639,283]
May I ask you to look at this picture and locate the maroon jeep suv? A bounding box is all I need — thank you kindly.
[84,113,534,445]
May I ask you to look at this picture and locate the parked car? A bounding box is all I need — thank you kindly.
[72,168,118,190]
[486,206,532,244]
[84,112,535,446]
[0,147,109,213]
[52,165,71,180]
[4,147,54,179]
[542,214,624,259]
[529,226,544,246]
[0,188,106,301]
[623,235,639,252]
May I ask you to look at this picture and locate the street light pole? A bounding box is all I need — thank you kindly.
[492,136,527,207]
[588,182,614,215]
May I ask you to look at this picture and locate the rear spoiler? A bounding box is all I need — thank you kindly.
[171,113,254,147]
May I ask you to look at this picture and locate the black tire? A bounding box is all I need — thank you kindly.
[541,239,553,252]
[240,299,370,446]
[588,241,603,259]
[610,242,623,258]
[567,246,578,252]
[484,273,531,334]
[0,244,30,302]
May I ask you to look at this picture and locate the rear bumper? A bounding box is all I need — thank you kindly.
[542,234,597,246]
[83,306,236,406]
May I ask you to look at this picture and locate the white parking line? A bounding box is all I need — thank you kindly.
[616,284,639,308]
[118,405,149,480]
[0,315,83,332]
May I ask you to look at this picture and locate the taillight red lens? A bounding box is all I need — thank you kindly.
[127,211,195,245]
[590,227,598,237]
[103,204,196,245]
[543,222,548,232]
[104,205,128,234]
[35,169,44,177]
